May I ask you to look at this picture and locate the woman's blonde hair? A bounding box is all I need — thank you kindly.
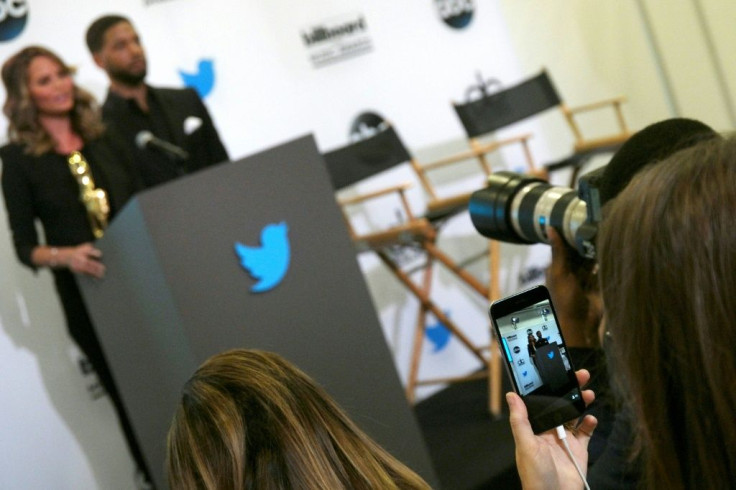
[167,349,430,490]
[1,45,104,155]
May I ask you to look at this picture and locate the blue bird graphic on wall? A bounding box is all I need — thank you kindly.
[425,312,452,352]
[179,59,215,98]
[235,222,290,293]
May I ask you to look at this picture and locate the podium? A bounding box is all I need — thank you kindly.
[78,135,438,489]
[535,343,568,392]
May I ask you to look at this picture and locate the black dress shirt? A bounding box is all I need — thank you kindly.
[102,85,229,188]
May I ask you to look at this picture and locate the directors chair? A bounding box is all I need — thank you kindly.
[408,124,541,224]
[322,124,503,415]
[452,69,633,186]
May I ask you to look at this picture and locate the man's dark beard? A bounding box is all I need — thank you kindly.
[109,66,146,87]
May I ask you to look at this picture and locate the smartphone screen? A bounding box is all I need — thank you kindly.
[490,285,585,433]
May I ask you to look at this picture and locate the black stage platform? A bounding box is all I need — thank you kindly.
[414,376,522,490]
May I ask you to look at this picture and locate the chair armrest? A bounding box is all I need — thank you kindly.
[562,96,630,147]
[565,95,627,115]
[337,181,419,236]
[421,134,533,171]
[337,181,414,206]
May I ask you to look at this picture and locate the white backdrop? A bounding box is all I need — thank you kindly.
[0,1,734,488]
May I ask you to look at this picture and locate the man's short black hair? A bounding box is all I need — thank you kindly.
[599,118,718,206]
[86,15,132,53]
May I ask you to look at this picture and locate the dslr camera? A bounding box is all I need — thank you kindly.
[468,168,605,259]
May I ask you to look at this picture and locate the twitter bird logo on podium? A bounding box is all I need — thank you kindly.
[235,222,291,293]
[179,59,215,98]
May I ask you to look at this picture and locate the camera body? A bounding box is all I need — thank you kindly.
[469,167,605,259]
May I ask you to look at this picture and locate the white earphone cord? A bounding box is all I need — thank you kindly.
[555,425,591,490]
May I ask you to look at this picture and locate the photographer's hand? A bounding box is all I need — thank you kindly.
[507,369,598,490]
[545,228,601,348]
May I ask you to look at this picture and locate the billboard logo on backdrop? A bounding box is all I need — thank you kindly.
[143,0,181,6]
[518,265,546,287]
[179,58,215,98]
[349,111,388,142]
[435,0,474,30]
[0,0,28,42]
[235,222,291,293]
[301,13,373,68]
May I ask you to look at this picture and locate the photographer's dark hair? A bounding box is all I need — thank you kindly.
[569,118,719,298]
[598,118,718,206]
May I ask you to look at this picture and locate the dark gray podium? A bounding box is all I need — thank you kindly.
[78,135,438,489]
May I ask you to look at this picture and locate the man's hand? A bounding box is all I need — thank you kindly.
[545,228,601,348]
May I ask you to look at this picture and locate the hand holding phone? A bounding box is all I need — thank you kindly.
[506,370,598,489]
[490,285,585,433]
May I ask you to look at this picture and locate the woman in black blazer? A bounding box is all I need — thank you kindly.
[0,46,150,486]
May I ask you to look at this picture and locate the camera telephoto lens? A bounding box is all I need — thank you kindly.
[469,171,588,250]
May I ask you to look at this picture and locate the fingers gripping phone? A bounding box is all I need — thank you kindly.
[490,285,585,433]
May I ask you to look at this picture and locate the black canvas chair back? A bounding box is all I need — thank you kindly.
[326,123,503,415]
[322,125,412,190]
[454,70,561,137]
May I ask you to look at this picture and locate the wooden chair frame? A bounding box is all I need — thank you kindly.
[337,182,503,415]
[409,134,539,221]
[561,96,631,154]
[452,68,633,186]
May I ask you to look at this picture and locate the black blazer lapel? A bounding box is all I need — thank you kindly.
[148,87,189,150]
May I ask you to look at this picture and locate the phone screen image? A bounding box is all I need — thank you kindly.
[490,285,585,433]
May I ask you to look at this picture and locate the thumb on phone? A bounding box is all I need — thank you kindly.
[506,392,535,447]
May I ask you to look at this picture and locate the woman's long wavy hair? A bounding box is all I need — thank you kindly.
[598,136,736,489]
[1,45,104,155]
[167,349,430,490]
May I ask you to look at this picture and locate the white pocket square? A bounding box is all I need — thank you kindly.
[183,116,203,135]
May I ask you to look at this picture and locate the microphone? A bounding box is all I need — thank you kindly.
[135,131,190,161]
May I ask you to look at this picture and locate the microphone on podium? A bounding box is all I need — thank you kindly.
[135,131,190,161]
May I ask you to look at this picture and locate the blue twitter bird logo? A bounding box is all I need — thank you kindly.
[425,312,452,352]
[179,59,215,98]
[235,222,290,293]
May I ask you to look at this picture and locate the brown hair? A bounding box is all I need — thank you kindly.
[1,45,104,155]
[598,137,736,488]
[166,349,430,490]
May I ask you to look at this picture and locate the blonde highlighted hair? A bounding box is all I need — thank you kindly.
[167,349,430,490]
[1,45,104,155]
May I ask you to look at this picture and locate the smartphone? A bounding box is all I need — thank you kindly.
[489,284,585,433]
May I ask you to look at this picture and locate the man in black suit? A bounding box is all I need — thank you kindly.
[534,330,549,348]
[86,15,229,188]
